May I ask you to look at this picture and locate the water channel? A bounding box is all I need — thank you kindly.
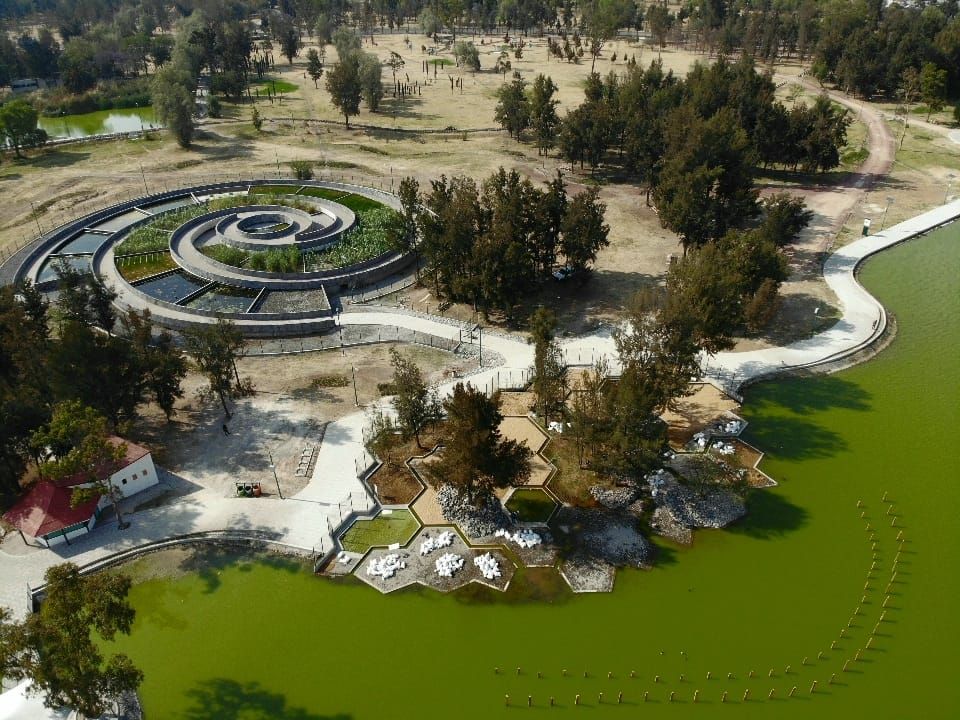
[107,224,960,718]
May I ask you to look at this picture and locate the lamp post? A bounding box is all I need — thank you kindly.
[268,451,283,499]
[29,201,42,236]
[139,162,148,194]
[879,196,894,231]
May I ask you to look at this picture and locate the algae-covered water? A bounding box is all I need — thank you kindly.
[110,224,960,718]
[37,107,159,138]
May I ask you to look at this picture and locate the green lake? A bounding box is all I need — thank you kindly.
[37,107,159,139]
[109,223,960,718]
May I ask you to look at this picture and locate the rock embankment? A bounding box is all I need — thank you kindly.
[436,484,512,538]
[648,474,746,545]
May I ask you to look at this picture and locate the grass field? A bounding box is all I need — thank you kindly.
[339,509,421,553]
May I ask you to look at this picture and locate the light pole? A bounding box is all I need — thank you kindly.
[351,365,359,406]
[268,451,283,499]
[139,162,148,194]
[29,201,42,236]
[879,196,895,231]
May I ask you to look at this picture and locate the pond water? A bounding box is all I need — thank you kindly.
[37,254,91,283]
[184,284,259,313]
[37,107,160,139]
[133,270,208,304]
[55,231,111,255]
[108,224,960,719]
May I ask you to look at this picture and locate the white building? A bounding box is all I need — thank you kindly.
[3,438,158,548]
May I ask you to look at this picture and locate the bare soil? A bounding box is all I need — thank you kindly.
[127,343,456,498]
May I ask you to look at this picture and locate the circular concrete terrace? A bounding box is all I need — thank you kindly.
[11,180,415,337]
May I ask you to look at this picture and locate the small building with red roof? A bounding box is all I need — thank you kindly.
[3,437,157,547]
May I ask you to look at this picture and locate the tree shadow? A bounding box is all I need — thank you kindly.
[750,374,872,415]
[178,545,306,594]
[742,414,848,461]
[183,679,350,720]
[21,148,92,169]
[727,489,810,540]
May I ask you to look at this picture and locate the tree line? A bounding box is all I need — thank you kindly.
[0,266,253,500]
[389,168,610,321]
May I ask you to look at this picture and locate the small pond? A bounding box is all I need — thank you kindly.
[184,284,259,313]
[37,254,91,283]
[133,270,208,304]
[38,107,160,139]
[55,231,111,255]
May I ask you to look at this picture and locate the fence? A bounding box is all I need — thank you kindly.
[244,324,460,356]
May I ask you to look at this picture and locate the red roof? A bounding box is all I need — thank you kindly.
[54,436,151,488]
[3,481,100,538]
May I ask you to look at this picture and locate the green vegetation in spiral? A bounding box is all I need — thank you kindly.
[306,207,397,270]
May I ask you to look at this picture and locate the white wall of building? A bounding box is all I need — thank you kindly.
[108,453,158,498]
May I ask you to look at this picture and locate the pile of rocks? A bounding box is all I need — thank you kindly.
[554,506,652,567]
[435,553,465,577]
[367,553,405,579]
[494,528,542,548]
[436,484,512,538]
[420,530,456,555]
[474,552,502,579]
[588,482,640,509]
[649,475,747,544]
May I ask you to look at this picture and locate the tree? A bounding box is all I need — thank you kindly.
[759,193,814,247]
[426,383,531,503]
[494,76,530,141]
[31,401,130,528]
[388,176,420,254]
[920,62,948,121]
[182,318,245,418]
[0,99,44,158]
[560,188,610,273]
[279,25,300,64]
[358,52,383,112]
[653,108,758,252]
[332,28,361,60]
[646,2,674,49]
[290,160,313,180]
[453,41,480,71]
[528,308,567,422]
[306,48,323,87]
[152,64,196,148]
[388,349,440,449]
[0,563,143,718]
[326,53,362,127]
[251,106,262,132]
[120,309,186,421]
[529,74,560,155]
[58,37,97,93]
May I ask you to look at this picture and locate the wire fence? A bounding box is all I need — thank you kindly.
[244,324,460,357]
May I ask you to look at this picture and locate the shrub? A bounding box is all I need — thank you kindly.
[289,160,314,180]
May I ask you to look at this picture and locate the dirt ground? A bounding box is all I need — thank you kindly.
[128,342,459,498]
[2,35,954,342]
[661,383,741,447]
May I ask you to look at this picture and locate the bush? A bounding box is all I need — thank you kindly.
[207,95,222,119]
[289,160,314,180]
[307,207,399,269]
[37,78,152,116]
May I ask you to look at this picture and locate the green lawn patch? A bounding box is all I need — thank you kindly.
[340,509,420,553]
[505,488,558,523]
[252,77,298,93]
[115,252,176,281]
[306,207,398,269]
[250,184,303,195]
[428,57,454,67]
[200,244,250,267]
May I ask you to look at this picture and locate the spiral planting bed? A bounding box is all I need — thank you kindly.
[12,180,414,337]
